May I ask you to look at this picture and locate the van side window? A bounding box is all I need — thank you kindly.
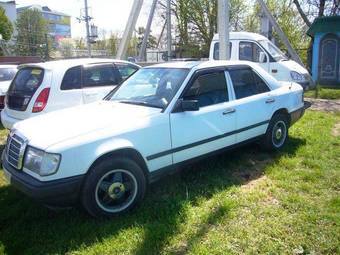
[213,42,232,60]
[116,63,139,80]
[184,71,228,107]
[83,65,121,88]
[239,42,266,62]
[61,66,81,90]
[229,68,269,99]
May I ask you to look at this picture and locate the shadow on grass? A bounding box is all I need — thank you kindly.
[0,137,305,255]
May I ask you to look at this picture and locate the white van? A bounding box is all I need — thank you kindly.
[209,32,314,89]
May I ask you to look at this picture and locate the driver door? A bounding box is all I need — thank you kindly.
[239,41,270,72]
[170,69,237,164]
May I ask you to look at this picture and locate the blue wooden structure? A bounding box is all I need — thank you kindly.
[307,16,340,87]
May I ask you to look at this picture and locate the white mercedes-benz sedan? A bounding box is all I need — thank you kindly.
[2,61,306,217]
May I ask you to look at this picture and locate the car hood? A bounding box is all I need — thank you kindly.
[279,60,309,75]
[13,100,162,150]
[0,81,11,95]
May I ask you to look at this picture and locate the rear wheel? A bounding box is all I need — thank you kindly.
[262,113,289,151]
[81,158,146,218]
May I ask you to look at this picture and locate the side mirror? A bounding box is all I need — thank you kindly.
[174,99,199,112]
[259,52,267,63]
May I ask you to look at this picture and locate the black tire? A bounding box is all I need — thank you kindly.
[262,113,289,151]
[81,157,147,218]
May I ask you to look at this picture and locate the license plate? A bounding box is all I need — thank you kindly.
[2,168,11,184]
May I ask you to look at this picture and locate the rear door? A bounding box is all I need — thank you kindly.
[50,65,84,112]
[82,64,122,103]
[227,66,275,143]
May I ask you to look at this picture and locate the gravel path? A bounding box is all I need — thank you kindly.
[305,98,340,113]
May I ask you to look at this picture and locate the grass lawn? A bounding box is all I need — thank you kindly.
[305,88,340,100]
[0,111,339,255]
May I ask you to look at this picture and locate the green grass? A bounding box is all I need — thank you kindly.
[0,111,339,255]
[305,88,340,100]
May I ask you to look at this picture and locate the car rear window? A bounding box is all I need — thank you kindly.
[0,68,16,82]
[9,67,44,95]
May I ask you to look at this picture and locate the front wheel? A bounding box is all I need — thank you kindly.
[81,158,146,218]
[262,113,289,151]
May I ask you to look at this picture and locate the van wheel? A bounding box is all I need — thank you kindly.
[81,158,146,218]
[262,113,289,151]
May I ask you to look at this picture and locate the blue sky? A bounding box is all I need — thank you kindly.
[15,0,159,38]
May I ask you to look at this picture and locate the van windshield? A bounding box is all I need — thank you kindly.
[259,40,288,61]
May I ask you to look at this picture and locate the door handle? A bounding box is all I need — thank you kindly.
[265,98,275,104]
[223,108,236,115]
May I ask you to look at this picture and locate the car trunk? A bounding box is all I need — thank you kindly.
[5,67,48,120]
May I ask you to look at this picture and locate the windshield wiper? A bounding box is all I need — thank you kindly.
[119,100,163,109]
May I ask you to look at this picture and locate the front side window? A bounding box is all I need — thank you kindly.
[61,66,81,90]
[0,68,17,82]
[83,65,120,88]
[184,71,228,107]
[239,41,266,62]
[229,68,270,99]
[116,63,139,80]
[109,68,189,109]
[259,40,287,61]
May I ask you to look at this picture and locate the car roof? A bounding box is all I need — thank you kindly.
[18,58,140,70]
[0,64,17,69]
[212,32,268,41]
[147,60,258,70]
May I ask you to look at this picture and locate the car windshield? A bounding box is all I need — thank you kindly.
[259,40,288,61]
[0,67,17,82]
[108,68,189,109]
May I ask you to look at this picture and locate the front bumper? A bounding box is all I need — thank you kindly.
[2,155,84,207]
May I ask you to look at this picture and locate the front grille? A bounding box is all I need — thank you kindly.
[6,133,27,169]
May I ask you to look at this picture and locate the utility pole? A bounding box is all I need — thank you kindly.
[138,0,158,62]
[84,0,92,57]
[257,0,304,66]
[45,34,49,61]
[117,0,144,60]
[218,0,230,60]
[166,0,171,61]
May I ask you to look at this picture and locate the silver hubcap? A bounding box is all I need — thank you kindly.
[272,120,287,148]
[95,169,138,213]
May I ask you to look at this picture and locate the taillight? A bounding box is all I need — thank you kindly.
[32,88,50,113]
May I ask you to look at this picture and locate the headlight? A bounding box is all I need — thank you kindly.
[24,146,61,176]
[290,71,305,82]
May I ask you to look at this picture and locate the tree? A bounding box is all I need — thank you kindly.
[0,6,13,41]
[137,26,158,50]
[293,0,340,28]
[15,9,48,57]
[159,0,248,58]
[58,38,74,58]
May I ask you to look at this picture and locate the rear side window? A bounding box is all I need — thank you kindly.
[213,42,232,60]
[9,67,44,95]
[83,65,120,88]
[184,71,228,107]
[61,66,81,90]
[116,63,139,80]
[239,41,266,62]
[229,68,270,99]
[0,68,16,81]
